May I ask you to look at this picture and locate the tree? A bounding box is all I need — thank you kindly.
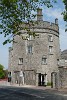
[0,0,67,44]
[0,64,5,79]
[62,0,67,31]
[4,69,8,78]
[62,0,67,21]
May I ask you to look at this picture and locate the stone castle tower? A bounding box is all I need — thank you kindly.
[8,9,60,86]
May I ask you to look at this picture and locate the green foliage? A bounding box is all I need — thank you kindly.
[0,0,57,44]
[4,69,8,78]
[0,64,5,79]
[0,70,5,79]
[62,0,67,31]
[0,0,67,44]
[0,64,4,70]
[47,82,51,86]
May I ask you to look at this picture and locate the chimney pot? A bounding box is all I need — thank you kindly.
[37,8,43,21]
[55,18,58,25]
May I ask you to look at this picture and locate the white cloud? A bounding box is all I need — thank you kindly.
[43,8,63,20]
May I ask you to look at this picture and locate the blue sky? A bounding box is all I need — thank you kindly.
[0,1,67,69]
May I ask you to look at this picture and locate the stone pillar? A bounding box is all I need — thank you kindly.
[36,74,38,86]
[12,71,15,84]
[44,74,47,86]
[41,74,42,85]
[55,72,60,89]
[51,73,56,88]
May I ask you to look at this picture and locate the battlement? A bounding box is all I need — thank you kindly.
[35,21,59,32]
[21,21,59,33]
[9,47,13,52]
[20,8,59,35]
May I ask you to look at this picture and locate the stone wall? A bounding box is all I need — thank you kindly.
[59,66,67,88]
[8,9,60,86]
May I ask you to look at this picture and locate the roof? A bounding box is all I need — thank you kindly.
[61,49,67,59]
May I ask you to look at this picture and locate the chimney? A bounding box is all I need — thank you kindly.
[37,8,43,21]
[55,18,58,25]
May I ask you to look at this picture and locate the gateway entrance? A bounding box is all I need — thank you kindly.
[38,73,47,86]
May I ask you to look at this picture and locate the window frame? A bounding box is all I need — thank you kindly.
[42,57,47,65]
[28,45,32,54]
[48,35,53,42]
[18,58,23,65]
[27,35,33,40]
[49,46,53,54]
[57,59,59,65]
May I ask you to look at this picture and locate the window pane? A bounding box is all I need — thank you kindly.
[57,59,59,65]
[48,35,53,42]
[49,46,52,53]
[28,35,33,40]
[19,58,23,64]
[28,45,32,53]
[42,58,47,64]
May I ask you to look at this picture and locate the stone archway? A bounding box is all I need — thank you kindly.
[51,72,58,88]
[38,73,47,86]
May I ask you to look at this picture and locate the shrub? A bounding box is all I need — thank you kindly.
[47,82,51,86]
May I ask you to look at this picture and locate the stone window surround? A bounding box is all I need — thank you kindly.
[28,45,32,54]
[28,35,33,40]
[18,58,23,65]
[49,46,53,54]
[41,56,47,65]
[48,35,53,42]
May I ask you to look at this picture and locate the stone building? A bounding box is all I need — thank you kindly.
[58,50,67,88]
[8,9,60,86]
[60,49,67,66]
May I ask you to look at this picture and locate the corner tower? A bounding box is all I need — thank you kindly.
[8,9,60,86]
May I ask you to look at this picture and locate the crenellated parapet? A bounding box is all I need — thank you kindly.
[33,21,59,33]
[20,20,59,37]
[20,8,59,37]
[9,47,13,52]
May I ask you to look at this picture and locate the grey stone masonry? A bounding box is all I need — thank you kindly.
[8,9,60,86]
[58,66,67,88]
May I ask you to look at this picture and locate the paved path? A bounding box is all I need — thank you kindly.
[0,80,67,95]
[0,86,67,100]
[0,80,10,86]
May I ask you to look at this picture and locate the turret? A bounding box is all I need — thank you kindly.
[55,18,58,25]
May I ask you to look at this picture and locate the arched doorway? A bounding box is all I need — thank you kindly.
[38,73,47,86]
[51,72,58,88]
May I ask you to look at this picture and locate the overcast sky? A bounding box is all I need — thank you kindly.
[0,1,67,69]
